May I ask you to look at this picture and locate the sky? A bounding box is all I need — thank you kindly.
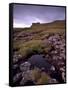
[13,4,65,28]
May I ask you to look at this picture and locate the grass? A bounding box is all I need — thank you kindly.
[30,67,41,82]
[16,40,52,58]
[13,20,65,59]
[30,67,51,84]
[36,72,50,84]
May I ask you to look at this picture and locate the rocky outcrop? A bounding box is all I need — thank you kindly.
[46,33,66,82]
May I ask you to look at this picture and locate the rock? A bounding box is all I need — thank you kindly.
[13,57,18,64]
[20,77,26,85]
[51,51,57,54]
[13,54,22,63]
[61,50,65,53]
[12,64,18,69]
[20,62,31,71]
[57,41,62,45]
[20,77,34,85]
[58,56,62,60]
[60,68,65,72]
[22,70,32,79]
[49,78,58,83]
[60,53,65,59]
[62,72,65,82]
[63,66,65,69]
[53,41,58,45]
[41,67,45,72]
[20,70,33,85]
[13,73,22,83]
[47,33,66,83]
[58,62,64,66]
[55,45,59,49]
[50,66,55,71]
[18,54,22,59]
[52,56,57,60]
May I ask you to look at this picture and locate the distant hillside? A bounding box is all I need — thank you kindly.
[14,20,65,32]
[31,20,65,26]
[31,20,65,30]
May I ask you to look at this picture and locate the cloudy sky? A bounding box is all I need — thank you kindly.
[13,4,65,28]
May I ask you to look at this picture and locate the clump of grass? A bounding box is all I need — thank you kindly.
[30,67,41,82]
[19,40,43,57]
[36,72,50,84]
[30,67,51,84]
[18,40,52,58]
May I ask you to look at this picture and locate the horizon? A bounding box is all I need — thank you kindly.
[13,19,65,29]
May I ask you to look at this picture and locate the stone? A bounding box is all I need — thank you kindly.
[52,56,57,60]
[12,64,18,69]
[13,73,22,83]
[50,66,55,71]
[58,56,62,60]
[62,72,65,82]
[20,70,32,85]
[18,54,22,59]
[60,68,65,72]
[20,62,31,72]
[49,78,58,83]
[22,70,32,78]
[20,77,26,85]
[55,45,59,49]
[13,57,18,63]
